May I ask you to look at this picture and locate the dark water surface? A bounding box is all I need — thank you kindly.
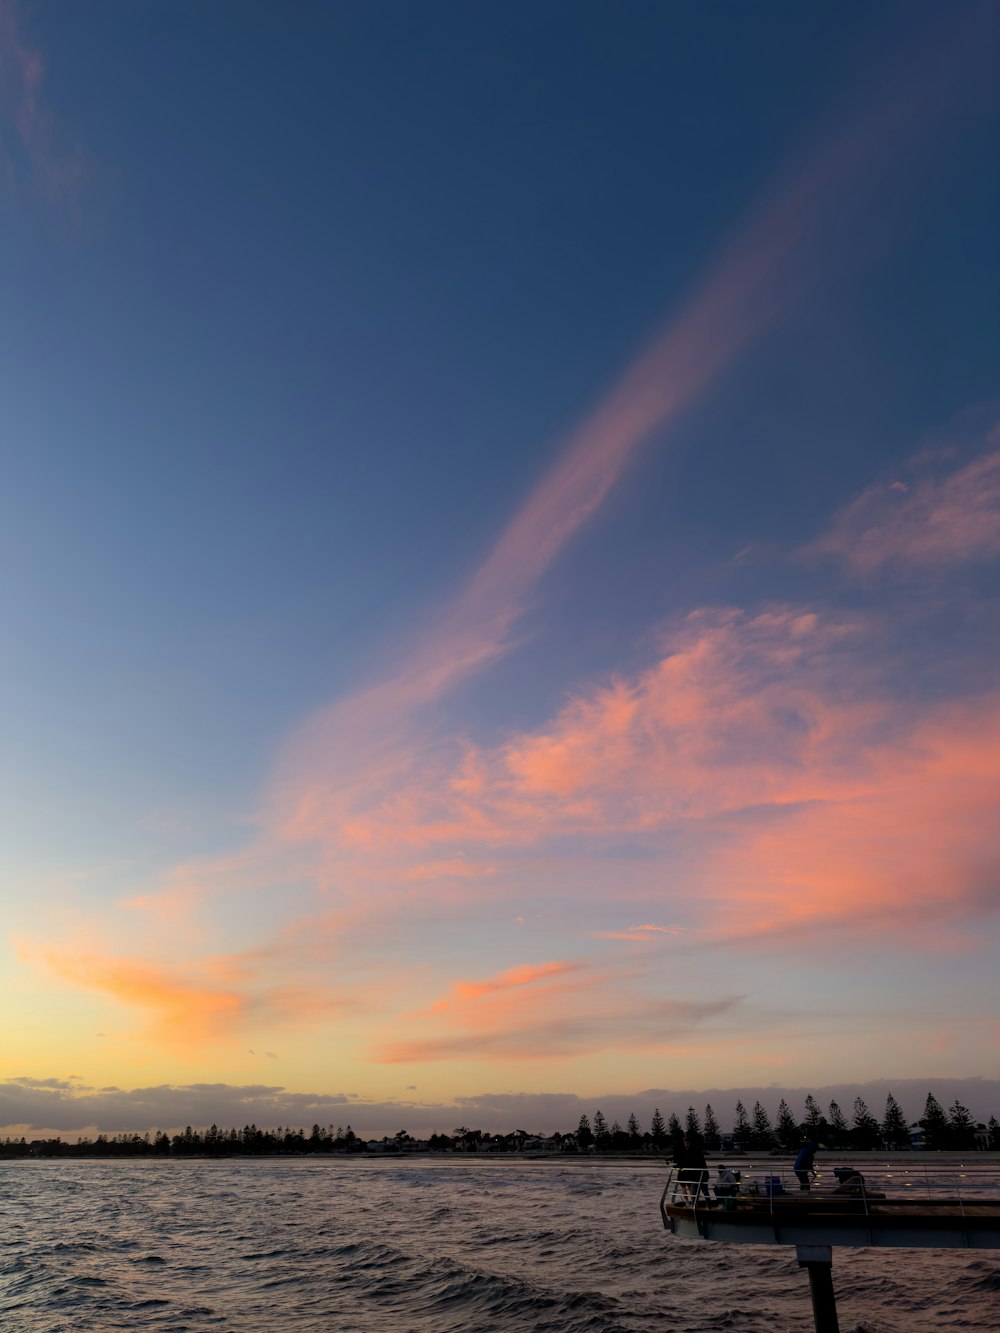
[1,1158,997,1331]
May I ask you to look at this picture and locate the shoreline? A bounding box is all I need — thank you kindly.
[5,1149,999,1166]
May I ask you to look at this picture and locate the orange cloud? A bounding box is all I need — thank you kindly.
[591,925,684,942]
[37,950,244,1044]
[437,961,580,1009]
[377,956,739,1064]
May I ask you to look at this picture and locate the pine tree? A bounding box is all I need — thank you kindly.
[827,1100,849,1148]
[947,1100,976,1150]
[593,1110,609,1148]
[649,1108,666,1149]
[733,1101,750,1143]
[920,1093,950,1150]
[799,1094,829,1145]
[750,1101,773,1149]
[882,1093,909,1148]
[667,1112,684,1151]
[851,1097,881,1149]
[988,1116,1000,1150]
[685,1106,702,1143]
[703,1104,720,1151]
[627,1113,642,1146]
[576,1114,594,1150]
[775,1099,798,1149]
[803,1095,823,1133]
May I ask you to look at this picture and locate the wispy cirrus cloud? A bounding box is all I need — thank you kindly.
[803,428,1000,577]
[0,0,85,207]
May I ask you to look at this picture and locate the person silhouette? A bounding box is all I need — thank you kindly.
[794,1140,817,1191]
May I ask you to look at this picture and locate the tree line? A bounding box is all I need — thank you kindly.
[634,1091,996,1152]
[0,1123,367,1158]
[3,1091,996,1158]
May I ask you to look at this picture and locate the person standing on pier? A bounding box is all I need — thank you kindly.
[674,1134,709,1201]
[794,1140,817,1191]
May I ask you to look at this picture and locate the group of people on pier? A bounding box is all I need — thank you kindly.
[672,1134,866,1201]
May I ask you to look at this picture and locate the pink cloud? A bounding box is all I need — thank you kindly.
[267,593,999,966]
[403,857,498,883]
[314,606,883,858]
[0,1,86,206]
[592,932,659,943]
[701,698,1000,943]
[803,436,1000,576]
[591,924,684,942]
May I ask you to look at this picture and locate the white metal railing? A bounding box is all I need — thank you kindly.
[661,1159,1000,1219]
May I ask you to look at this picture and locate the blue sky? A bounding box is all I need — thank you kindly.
[1,0,998,1132]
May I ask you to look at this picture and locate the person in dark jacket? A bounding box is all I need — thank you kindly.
[794,1141,817,1190]
[674,1135,709,1201]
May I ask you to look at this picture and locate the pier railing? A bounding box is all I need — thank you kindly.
[662,1159,1000,1219]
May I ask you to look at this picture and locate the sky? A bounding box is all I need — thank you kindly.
[1,0,998,1139]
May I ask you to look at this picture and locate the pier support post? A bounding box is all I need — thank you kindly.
[796,1244,839,1333]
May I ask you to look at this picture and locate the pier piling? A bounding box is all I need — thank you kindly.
[795,1245,839,1333]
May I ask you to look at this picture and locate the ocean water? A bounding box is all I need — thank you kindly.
[1,1158,997,1332]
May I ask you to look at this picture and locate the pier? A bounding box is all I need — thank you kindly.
[660,1159,1000,1332]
